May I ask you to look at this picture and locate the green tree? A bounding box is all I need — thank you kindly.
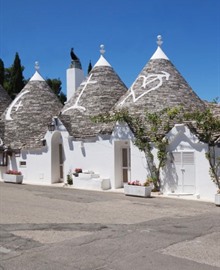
[2,52,66,103]
[46,78,66,104]
[87,60,92,74]
[9,52,25,98]
[3,67,12,93]
[0,58,4,85]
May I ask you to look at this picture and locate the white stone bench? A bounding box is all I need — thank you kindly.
[73,173,110,190]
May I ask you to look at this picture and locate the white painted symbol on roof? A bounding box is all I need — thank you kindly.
[119,71,170,106]
[14,101,23,111]
[6,90,30,120]
[62,74,97,114]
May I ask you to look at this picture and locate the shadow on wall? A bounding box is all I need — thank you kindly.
[162,125,207,193]
[112,123,134,141]
[21,147,48,159]
[68,136,74,151]
[162,156,178,192]
[80,141,86,157]
[169,125,205,153]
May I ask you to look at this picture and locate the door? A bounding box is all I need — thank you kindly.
[173,151,195,193]
[122,147,131,183]
[59,143,64,180]
[51,133,63,183]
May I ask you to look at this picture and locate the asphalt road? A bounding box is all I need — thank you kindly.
[0,182,220,270]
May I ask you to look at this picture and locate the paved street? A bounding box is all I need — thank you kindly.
[0,182,220,270]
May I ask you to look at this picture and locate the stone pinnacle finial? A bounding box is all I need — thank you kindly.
[100,44,105,55]
[35,61,40,71]
[157,35,163,47]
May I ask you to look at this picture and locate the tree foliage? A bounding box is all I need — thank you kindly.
[46,78,66,104]
[46,78,62,96]
[87,60,92,74]
[92,107,182,190]
[93,106,220,192]
[1,53,66,103]
[1,53,25,99]
[0,58,4,85]
[9,53,25,98]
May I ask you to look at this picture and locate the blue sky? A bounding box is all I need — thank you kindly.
[0,0,219,101]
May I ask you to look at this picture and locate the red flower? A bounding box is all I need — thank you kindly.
[6,170,22,175]
[128,180,141,186]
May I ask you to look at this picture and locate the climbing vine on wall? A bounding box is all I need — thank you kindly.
[92,107,182,191]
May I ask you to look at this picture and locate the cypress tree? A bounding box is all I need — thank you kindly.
[87,60,92,74]
[10,52,25,98]
[46,78,66,104]
[0,58,4,86]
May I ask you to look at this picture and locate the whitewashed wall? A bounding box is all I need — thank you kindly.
[62,133,115,187]
[164,124,217,201]
[0,131,57,185]
[4,148,51,185]
[1,121,218,203]
[130,144,148,183]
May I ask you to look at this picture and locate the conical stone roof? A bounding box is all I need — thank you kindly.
[0,85,12,143]
[205,101,220,119]
[61,46,127,138]
[3,69,63,149]
[0,84,11,116]
[115,36,205,117]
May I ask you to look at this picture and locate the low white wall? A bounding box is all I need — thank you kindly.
[2,131,55,185]
[62,135,115,188]
[10,148,52,185]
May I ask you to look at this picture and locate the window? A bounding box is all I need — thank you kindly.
[19,161,26,168]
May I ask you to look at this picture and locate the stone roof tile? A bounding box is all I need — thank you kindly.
[115,51,205,117]
[3,78,63,149]
[61,62,127,138]
[0,84,12,116]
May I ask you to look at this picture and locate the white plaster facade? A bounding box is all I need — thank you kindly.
[0,121,219,203]
[163,124,218,201]
[0,39,219,204]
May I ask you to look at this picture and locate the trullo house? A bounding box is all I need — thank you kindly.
[0,64,63,183]
[60,45,128,189]
[113,35,219,201]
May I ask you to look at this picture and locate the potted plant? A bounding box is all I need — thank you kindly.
[3,170,23,184]
[73,168,82,177]
[124,180,153,198]
[66,170,73,185]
